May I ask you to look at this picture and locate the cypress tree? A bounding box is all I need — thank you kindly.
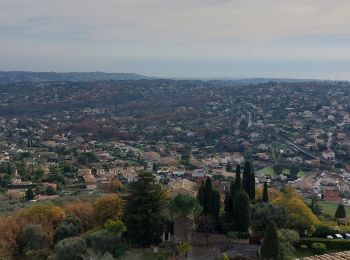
[262,182,269,203]
[224,183,233,220]
[197,181,205,206]
[233,164,242,192]
[249,164,255,200]
[242,161,251,197]
[200,177,221,221]
[203,177,213,214]
[25,188,34,201]
[225,165,242,221]
[226,162,233,172]
[260,221,280,260]
[211,190,220,220]
[242,161,256,200]
[232,190,250,232]
[335,204,346,219]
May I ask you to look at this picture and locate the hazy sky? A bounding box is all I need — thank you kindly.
[1,0,350,79]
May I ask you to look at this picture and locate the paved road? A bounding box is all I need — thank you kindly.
[257,128,331,164]
[275,134,326,162]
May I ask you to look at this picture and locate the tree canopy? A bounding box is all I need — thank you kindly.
[18,224,48,253]
[124,171,168,246]
[198,177,220,220]
[260,221,280,260]
[232,190,250,232]
[169,194,201,218]
[92,194,124,227]
[224,164,242,224]
[242,161,255,200]
[272,186,319,234]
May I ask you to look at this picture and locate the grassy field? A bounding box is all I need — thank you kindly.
[304,199,350,217]
[259,166,275,175]
[258,166,306,178]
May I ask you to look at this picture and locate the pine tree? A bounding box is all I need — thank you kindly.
[260,221,280,259]
[124,171,167,246]
[335,204,346,219]
[262,182,269,203]
[232,190,250,232]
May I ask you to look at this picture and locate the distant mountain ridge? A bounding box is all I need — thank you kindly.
[0,71,151,85]
[0,70,336,86]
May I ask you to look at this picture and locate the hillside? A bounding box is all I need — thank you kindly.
[0,71,151,85]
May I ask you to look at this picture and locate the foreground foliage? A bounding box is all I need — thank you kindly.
[260,221,280,260]
[124,171,168,246]
[272,186,319,234]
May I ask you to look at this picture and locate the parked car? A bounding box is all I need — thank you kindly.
[344,233,350,240]
[326,235,334,239]
[335,234,343,239]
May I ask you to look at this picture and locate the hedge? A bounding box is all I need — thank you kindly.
[299,238,350,250]
[310,243,327,255]
[313,226,336,238]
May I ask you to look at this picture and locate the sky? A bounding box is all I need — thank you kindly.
[1,0,350,79]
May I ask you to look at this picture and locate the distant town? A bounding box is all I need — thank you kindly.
[0,79,349,202]
[0,77,350,259]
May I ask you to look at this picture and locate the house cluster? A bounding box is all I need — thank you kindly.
[294,171,350,204]
[0,79,349,210]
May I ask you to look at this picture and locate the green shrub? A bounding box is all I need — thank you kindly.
[232,253,249,260]
[311,243,326,255]
[55,237,87,260]
[279,229,299,245]
[54,215,82,244]
[25,249,52,260]
[313,225,336,238]
[299,238,350,250]
[104,219,126,237]
[89,252,115,260]
[221,253,230,260]
[177,242,192,256]
[18,224,49,253]
[86,229,126,257]
[278,229,299,260]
